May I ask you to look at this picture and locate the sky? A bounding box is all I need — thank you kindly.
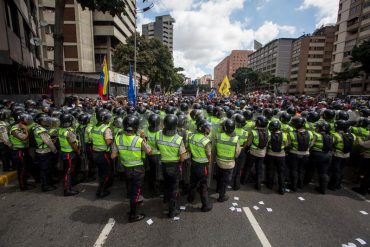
[136,0,339,79]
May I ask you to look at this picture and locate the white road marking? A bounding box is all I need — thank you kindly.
[93,218,116,247]
[243,207,272,247]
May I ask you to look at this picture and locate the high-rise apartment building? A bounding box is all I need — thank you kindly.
[328,0,370,97]
[142,15,175,54]
[248,38,295,78]
[0,0,41,67]
[214,50,253,86]
[288,26,335,95]
[38,0,136,72]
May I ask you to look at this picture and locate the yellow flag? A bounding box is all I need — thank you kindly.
[218,76,231,96]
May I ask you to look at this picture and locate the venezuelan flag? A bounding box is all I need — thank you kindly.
[99,56,109,100]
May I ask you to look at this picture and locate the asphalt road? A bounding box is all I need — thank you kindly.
[0,178,370,247]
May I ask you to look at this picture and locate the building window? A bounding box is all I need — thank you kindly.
[6,0,21,37]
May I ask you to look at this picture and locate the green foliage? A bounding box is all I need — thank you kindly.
[113,35,184,93]
[267,76,289,85]
[351,39,370,77]
[77,0,126,16]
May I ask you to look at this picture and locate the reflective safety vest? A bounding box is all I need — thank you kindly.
[281,123,293,133]
[351,127,370,140]
[189,133,211,163]
[9,125,27,149]
[145,130,160,155]
[289,130,313,152]
[91,124,110,152]
[115,134,143,167]
[311,132,327,152]
[216,133,238,162]
[155,131,183,162]
[332,132,355,153]
[84,124,93,144]
[0,121,9,144]
[268,131,287,151]
[235,127,248,146]
[58,128,74,153]
[34,125,49,150]
[305,122,316,132]
[251,129,270,150]
[244,120,255,131]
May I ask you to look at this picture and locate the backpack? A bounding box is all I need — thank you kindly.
[296,130,310,151]
[341,133,354,153]
[257,129,269,149]
[321,133,333,152]
[270,132,283,152]
[28,125,38,148]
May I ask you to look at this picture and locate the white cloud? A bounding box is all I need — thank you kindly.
[298,0,339,27]
[152,0,297,79]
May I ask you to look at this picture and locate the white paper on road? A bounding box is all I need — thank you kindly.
[298,197,305,201]
[236,208,242,213]
[93,218,116,247]
[253,206,259,210]
[266,208,272,212]
[359,211,368,215]
[180,206,186,211]
[232,203,238,206]
[146,219,154,225]
[285,189,290,192]
[229,207,236,211]
[173,217,180,221]
[342,244,350,247]
[355,238,366,245]
[81,189,86,193]
[347,242,357,247]
[234,197,240,201]
[258,201,264,205]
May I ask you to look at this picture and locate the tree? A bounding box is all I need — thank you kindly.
[231,67,259,92]
[53,0,127,106]
[351,39,370,79]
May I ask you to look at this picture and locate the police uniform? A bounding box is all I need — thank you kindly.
[34,123,57,190]
[9,124,29,190]
[188,132,212,210]
[155,130,186,216]
[91,123,113,196]
[215,132,240,200]
[232,127,248,190]
[0,119,12,171]
[144,128,162,194]
[58,126,79,194]
[112,132,151,220]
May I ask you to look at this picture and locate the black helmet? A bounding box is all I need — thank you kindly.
[190,109,199,120]
[137,106,146,114]
[337,110,349,121]
[51,110,62,118]
[177,115,188,129]
[290,117,306,129]
[104,102,113,111]
[60,113,74,128]
[256,116,269,128]
[322,109,335,121]
[112,116,123,129]
[359,118,370,129]
[197,119,212,135]
[148,114,160,131]
[123,115,139,132]
[35,113,49,125]
[273,108,280,116]
[213,106,222,118]
[18,113,34,125]
[24,99,36,108]
[164,114,178,133]
[78,114,91,125]
[279,112,291,124]
[316,121,330,134]
[206,105,214,114]
[234,114,246,128]
[263,108,273,120]
[97,110,111,124]
[287,106,296,116]
[335,120,350,132]
[180,103,189,112]
[192,103,201,110]
[226,110,235,119]
[268,120,281,132]
[243,110,253,120]
[223,119,235,135]
[333,103,343,110]
[165,106,176,115]
[126,106,136,115]
[301,111,309,119]
[307,111,320,123]
[360,108,370,118]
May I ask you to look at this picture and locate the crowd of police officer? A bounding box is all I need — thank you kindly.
[0,97,370,223]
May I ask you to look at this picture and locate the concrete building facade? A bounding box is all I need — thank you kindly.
[37,0,136,72]
[288,26,336,95]
[0,0,41,67]
[328,0,370,97]
[248,38,295,78]
[213,50,253,86]
[142,15,175,54]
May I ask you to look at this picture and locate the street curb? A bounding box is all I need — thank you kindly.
[0,171,17,186]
